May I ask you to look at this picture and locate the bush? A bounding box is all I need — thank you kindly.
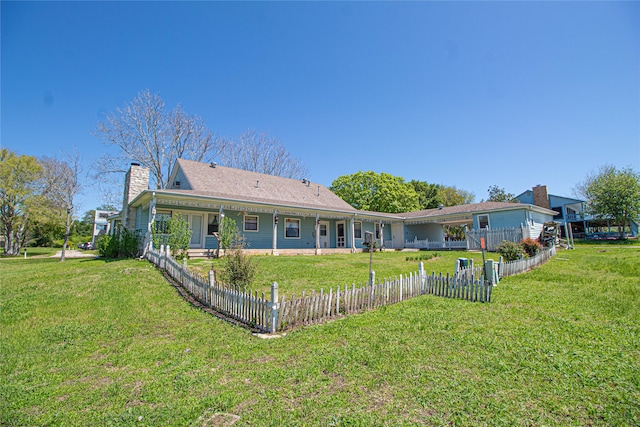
[96,234,113,257]
[96,228,141,258]
[520,237,543,257]
[497,240,526,261]
[221,236,257,289]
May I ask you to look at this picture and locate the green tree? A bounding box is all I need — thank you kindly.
[0,149,43,255]
[74,210,96,237]
[576,165,640,239]
[330,171,420,213]
[437,185,475,207]
[484,185,517,203]
[167,213,192,260]
[151,213,192,259]
[409,180,443,209]
[219,215,240,255]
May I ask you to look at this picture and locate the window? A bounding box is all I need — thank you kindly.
[354,221,362,239]
[154,211,172,234]
[244,215,258,232]
[207,214,219,235]
[375,223,381,239]
[478,215,490,229]
[285,218,300,238]
[98,212,109,219]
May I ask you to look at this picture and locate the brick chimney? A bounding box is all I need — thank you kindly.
[532,185,550,210]
[121,163,149,230]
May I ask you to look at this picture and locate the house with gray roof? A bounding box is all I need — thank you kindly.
[114,160,557,255]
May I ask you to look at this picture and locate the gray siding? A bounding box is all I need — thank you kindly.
[172,167,191,190]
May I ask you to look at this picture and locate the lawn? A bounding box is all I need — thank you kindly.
[1,244,638,426]
[190,249,501,295]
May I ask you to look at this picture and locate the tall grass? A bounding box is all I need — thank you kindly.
[1,244,638,426]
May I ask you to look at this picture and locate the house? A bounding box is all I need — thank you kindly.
[92,209,119,245]
[113,160,558,255]
[515,185,638,238]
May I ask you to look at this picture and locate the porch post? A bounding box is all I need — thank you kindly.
[146,192,156,253]
[217,205,224,258]
[272,210,279,256]
[350,217,356,253]
[315,214,321,255]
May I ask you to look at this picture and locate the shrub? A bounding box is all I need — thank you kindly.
[167,213,191,260]
[96,234,113,257]
[520,237,543,257]
[221,236,257,289]
[219,216,240,252]
[96,228,141,258]
[497,240,525,261]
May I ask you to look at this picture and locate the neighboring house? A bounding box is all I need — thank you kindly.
[92,209,119,245]
[112,160,557,255]
[515,185,638,238]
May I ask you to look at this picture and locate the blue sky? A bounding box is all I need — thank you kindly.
[2,1,639,214]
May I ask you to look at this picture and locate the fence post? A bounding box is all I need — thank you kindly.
[484,259,496,286]
[369,270,376,288]
[418,262,426,292]
[497,256,503,278]
[160,245,165,269]
[271,282,279,333]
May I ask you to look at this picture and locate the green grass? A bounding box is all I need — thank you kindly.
[190,250,499,294]
[1,244,638,426]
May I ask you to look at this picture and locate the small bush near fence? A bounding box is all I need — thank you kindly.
[497,240,525,261]
[520,237,543,257]
[221,236,257,289]
[405,253,439,262]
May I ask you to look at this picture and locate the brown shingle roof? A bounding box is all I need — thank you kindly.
[174,159,357,212]
[402,202,524,219]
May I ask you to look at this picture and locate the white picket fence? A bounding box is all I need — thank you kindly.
[276,268,492,331]
[499,246,556,277]
[147,246,278,333]
[146,244,555,333]
[405,238,467,250]
[466,227,530,251]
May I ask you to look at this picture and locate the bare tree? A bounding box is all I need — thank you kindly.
[40,151,82,261]
[94,89,224,189]
[219,129,309,179]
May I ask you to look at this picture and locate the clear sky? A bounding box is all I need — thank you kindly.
[2,1,639,214]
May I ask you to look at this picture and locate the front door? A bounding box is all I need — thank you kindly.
[190,215,203,247]
[336,221,346,248]
[319,221,330,248]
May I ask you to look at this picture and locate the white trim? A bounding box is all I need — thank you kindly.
[243,214,259,232]
[353,221,362,239]
[284,217,301,239]
[207,213,220,236]
[336,221,346,248]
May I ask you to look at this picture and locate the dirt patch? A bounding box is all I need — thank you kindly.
[50,250,97,259]
[191,410,240,427]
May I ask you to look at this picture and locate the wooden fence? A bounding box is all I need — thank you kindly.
[147,246,277,333]
[466,227,530,251]
[499,246,556,277]
[146,244,555,334]
[276,269,491,330]
[404,238,468,250]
